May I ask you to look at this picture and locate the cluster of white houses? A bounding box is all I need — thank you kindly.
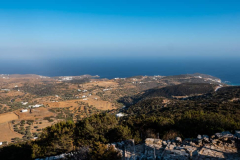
[21,104,43,112]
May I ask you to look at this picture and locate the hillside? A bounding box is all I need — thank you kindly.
[118,83,218,106]
[142,83,216,98]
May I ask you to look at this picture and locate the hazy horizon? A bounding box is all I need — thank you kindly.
[1,1,240,60]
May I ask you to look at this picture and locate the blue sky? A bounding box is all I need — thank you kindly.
[0,0,240,59]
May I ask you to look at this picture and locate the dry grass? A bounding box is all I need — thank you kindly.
[0,112,18,124]
[0,122,22,142]
[15,107,55,120]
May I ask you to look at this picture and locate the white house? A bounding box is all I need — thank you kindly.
[21,102,28,105]
[62,77,73,81]
[116,113,125,118]
[21,109,28,113]
[33,104,42,108]
[29,104,42,108]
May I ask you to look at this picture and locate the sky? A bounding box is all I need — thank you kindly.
[0,0,240,59]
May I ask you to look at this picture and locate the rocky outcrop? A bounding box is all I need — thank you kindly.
[35,131,240,160]
[112,131,240,160]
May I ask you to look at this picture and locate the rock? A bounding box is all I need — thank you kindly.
[117,142,123,148]
[203,135,210,142]
[211,139,217,144]
[197,139,203,145]
[190,141,196,146]
[215,133,222,139]
[183,138,192,144]
[210,135,215,139]
[176,137,182,143]
[145,138,154,145]
[197,135,202,139]
[162,141,167,146]
[203,135,209,139]
[222,131,233,138]
[166,140,171,144]
[222,137,228,141]
[153,139,162,145]
[235,130,240,135]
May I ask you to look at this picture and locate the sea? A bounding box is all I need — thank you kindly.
[0,57,239,86]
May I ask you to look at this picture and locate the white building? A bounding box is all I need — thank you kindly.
[29,104,42,108]
[33,104,42,108]
[61,77,73,81]
[21,102,28,105]
[21,109,28,112]
[116,113,125,118]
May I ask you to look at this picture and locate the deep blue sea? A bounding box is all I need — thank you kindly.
[0,57,240,86]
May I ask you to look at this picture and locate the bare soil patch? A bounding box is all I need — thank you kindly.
[0,112,19,124]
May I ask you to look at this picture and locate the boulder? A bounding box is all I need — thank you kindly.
[145,138,154,145]
[203,135,210,142]
[176,137,182,143]
[215,133,222,139]
[210,135,215,139]
[183,138,192,143]
[166,140,171,144]
[211,139,217,144]
[153,139,162,145]
[234,130,240,138]
[197,135,202,139]
[162,141,167,146]
[222,131,233,138]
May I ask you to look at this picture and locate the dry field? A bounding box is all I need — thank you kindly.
[31,119,60,133]
[15,108,55,120]
[0,122,22,142]
[0,112,19,124]
[82,98,116,110]
[44,100,79,108]
[44,98,116,110]
[83,80,118,88]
